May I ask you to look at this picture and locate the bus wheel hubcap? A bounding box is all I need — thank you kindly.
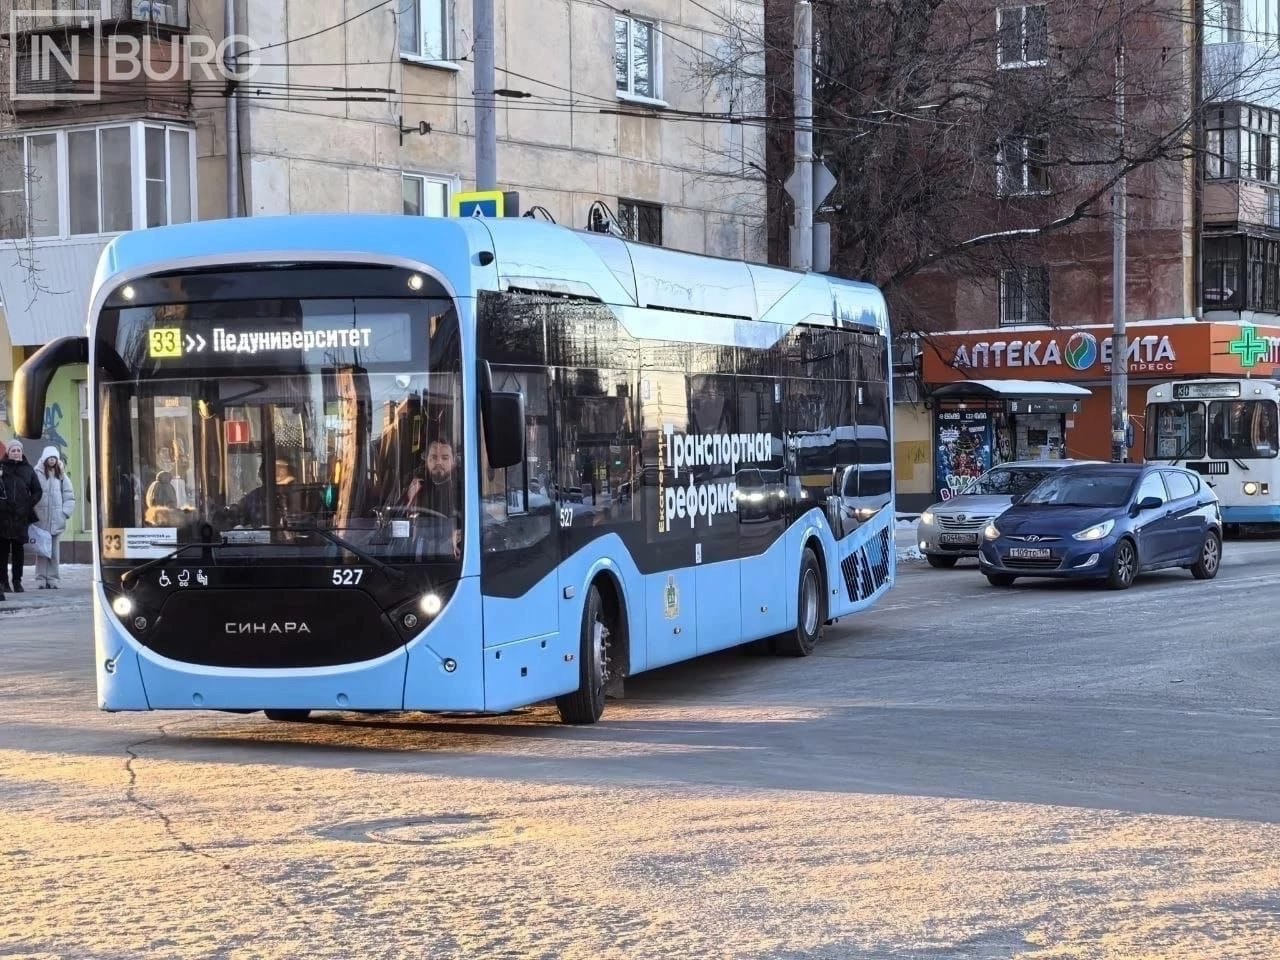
[593,620,610,690]
[802,569,819,635]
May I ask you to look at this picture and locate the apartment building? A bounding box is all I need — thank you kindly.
[766,0,1280,505]
[0,0,767,555]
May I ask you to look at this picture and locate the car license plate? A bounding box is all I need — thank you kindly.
[939,533,978,546]
[1007,547,1051,560]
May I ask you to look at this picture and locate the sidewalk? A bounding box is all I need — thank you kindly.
[0,564,92,617]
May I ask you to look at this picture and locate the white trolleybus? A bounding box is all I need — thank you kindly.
[13,214,897,725]
[1145,377,1280,531]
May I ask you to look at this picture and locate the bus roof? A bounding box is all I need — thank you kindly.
[90,214,888,334]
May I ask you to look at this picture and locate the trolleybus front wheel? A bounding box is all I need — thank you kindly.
[556,583,612,725]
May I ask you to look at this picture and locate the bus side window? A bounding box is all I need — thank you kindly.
[482,368,553,551]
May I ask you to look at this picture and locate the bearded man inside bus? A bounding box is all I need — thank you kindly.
[404,435,461,559]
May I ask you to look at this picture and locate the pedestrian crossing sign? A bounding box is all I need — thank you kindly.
[452,191,517,218]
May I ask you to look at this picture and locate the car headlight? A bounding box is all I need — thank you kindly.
[1073,519,1115,542]
[1244,481,1260,496]
[920,510,935,525]
[983,522,1000,540]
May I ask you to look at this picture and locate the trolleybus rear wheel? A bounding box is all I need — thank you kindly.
[556,584,611,725]
[773,547,823,657]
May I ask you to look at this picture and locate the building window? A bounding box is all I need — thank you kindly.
[618,198,662,244]
[996,135,1051,195]
[0,121,195,240]
[997,5,1048,68]
[403,174,452,217]
[399,0,449,62]
[1240,106,1278,183]
[1206,105,1241,180]
[999,266,1049,326]
[615,15,661,101]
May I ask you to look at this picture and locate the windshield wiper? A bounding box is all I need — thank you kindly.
[287,522,407,582]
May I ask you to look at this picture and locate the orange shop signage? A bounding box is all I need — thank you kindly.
[944,331,1177,375]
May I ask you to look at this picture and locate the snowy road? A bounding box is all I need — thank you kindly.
[4,542,1280,959]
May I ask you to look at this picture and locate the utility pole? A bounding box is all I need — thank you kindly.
[791,0,813,271]
[1111,34,1128,463]
[224,0,241,217]
[473,0,498,191]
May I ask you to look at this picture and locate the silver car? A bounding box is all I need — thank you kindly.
[917,460,1100,568]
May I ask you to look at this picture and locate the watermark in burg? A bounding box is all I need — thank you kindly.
[10,8,261,103]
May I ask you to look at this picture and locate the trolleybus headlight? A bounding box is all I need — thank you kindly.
[1244,481,1260,496]
[407,273,425,292]
[420,593,443,617]
[112,595,134,617]
[121,284,136,301]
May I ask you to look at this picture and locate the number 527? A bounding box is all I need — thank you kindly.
[332,568,365,585]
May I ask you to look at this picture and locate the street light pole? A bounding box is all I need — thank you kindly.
[474,0,498,190]
[791,0,813,271]
[1111,35,1128,463]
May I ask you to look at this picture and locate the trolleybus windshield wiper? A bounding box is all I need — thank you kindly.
[287,522,407,582]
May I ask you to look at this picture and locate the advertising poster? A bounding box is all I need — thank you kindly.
[935,409,991,500]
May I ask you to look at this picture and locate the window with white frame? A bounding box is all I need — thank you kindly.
[403,174,452,217]
[999,266,1050,326]
[0,122,194,241]
[400,0,450,62]
[997,135,1051,195]
[615,15,661,101]
[997,5,1048,67]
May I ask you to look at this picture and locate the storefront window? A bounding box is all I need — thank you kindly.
[1208,399,1279,459]
[1147,402,1205,460]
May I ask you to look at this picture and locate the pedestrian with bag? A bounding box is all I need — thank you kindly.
[34,446,74,589]
[0,439,42,594]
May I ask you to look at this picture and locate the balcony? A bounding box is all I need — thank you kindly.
[7,0,189,35]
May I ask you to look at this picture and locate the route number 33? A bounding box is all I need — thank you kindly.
[332,568,365,586]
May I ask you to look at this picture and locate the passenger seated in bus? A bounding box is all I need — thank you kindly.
[403,435,461,559]
[239,457,297,527]
[145,470,178,511]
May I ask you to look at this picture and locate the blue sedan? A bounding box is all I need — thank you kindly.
[978,463,1223,590]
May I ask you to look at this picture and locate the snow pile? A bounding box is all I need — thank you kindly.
[897,544,925,563]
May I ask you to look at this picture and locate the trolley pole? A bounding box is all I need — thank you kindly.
[1111,36,1128,463]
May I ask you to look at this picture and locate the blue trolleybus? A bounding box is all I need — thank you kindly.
[14,215,896,724]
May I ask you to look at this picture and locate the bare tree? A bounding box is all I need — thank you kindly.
[694,0,1278,335]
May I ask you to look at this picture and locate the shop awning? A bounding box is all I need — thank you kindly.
[929,379,1093,400]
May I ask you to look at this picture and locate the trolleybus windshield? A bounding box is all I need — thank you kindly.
[94,278,464,567]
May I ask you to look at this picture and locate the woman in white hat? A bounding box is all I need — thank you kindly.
[33,446,75,589]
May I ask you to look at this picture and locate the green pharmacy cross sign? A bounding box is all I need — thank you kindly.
[1229,326,1270,368]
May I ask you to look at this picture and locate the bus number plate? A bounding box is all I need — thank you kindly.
[148,328,184,359]
[332,568,365,586]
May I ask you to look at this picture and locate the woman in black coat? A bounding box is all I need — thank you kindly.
[0,439,44,594]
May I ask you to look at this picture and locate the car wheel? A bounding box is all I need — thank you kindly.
[985,573,1016,587]
[555,583,611,724]
[1106,538,1137,590]
[1190,530,1222,580]
[926,555,959,569]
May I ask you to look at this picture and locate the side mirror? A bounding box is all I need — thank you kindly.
[1135,495,1163,513]
[13,336,89,439]
[481,390,525,469]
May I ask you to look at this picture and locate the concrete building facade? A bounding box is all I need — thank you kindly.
[0,0,767,557]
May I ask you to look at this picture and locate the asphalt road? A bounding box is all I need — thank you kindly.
[4,542,1280,959]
